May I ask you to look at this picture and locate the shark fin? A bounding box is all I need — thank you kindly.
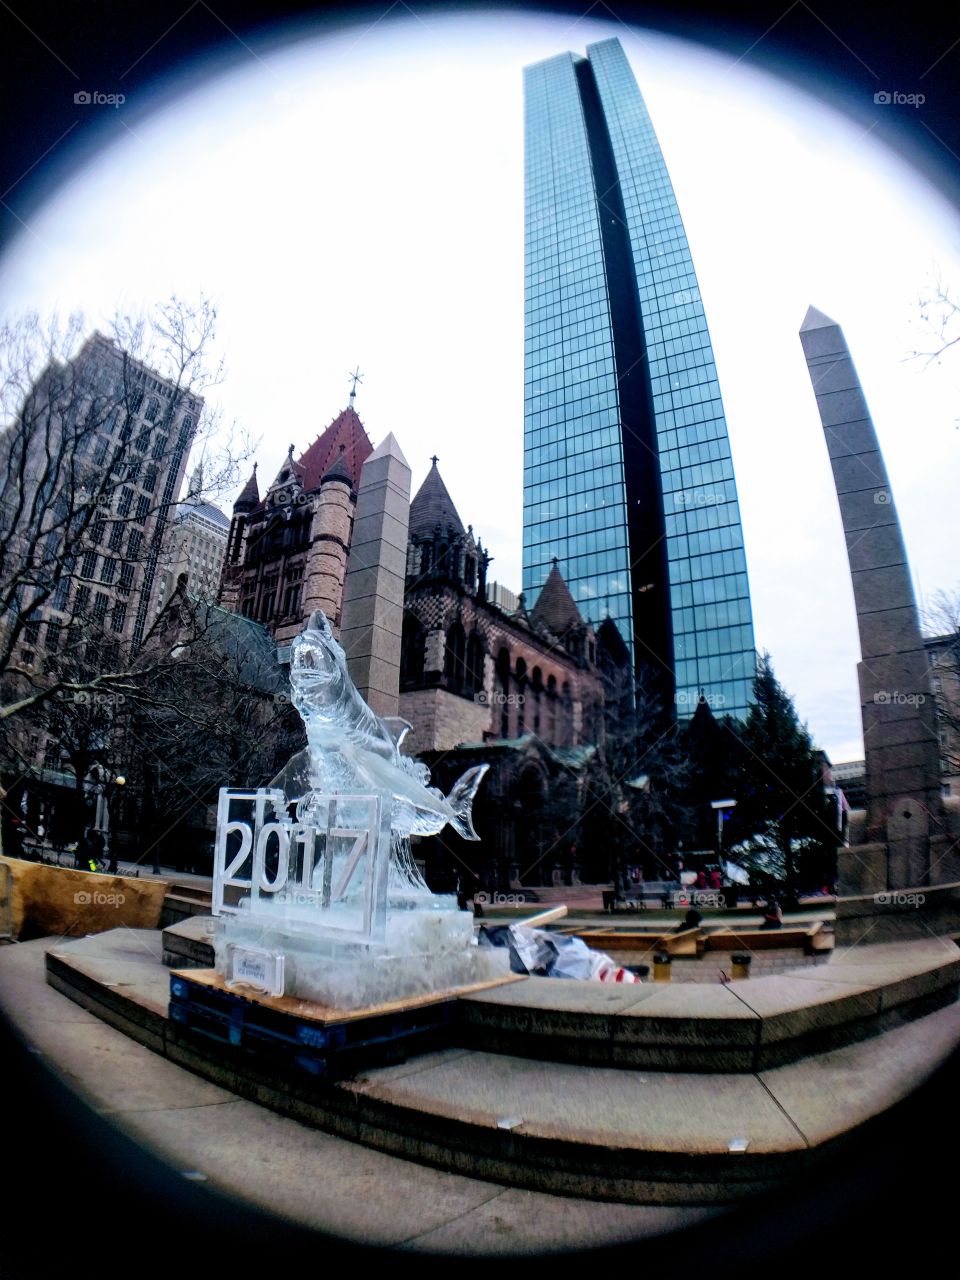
[446,764,490,841]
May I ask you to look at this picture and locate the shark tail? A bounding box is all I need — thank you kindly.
[447,764,490,841]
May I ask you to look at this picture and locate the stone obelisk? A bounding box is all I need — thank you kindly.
[339,433,411,718]
[800,306,960,941]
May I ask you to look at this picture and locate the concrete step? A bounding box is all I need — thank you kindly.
[34,928,960,1206]
[458,939,960,1070]
[159,892,214,930]
[168,883,213,905]
[161,915,215,968]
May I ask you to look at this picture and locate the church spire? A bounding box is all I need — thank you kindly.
[233,462,259,513]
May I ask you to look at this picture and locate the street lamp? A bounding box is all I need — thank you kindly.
[711,799,737,862]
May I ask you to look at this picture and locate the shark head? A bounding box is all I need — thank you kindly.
[289,610,349,725]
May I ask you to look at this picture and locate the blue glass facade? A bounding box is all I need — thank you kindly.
[523,38,755,719]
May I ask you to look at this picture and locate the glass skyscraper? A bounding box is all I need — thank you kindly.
[523,37,755,719]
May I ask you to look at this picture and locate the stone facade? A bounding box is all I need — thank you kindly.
[154,468,229,615]
[398,460,607,755]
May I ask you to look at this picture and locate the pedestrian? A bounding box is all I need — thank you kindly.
[676,908,702,932]
[89,829,105,870]
[74,830,92,870]
[762,896,783,929]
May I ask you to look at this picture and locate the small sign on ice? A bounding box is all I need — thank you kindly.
[227,944,285,997]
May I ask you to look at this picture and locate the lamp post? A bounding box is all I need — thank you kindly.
[710,798,737,863]
[107,775,125,872]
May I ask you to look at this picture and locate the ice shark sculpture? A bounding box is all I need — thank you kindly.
[212,610,508,1008]
[268,610,488,845]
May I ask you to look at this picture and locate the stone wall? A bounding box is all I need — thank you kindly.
[400,688,492,754]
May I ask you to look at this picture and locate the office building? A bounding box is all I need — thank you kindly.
[523,37,755,717]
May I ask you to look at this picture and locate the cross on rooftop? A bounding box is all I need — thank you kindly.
[348,366,364,405]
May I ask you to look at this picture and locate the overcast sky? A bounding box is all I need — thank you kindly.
[1,7,958,764]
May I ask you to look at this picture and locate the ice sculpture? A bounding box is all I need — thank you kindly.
[212,611,509,1008]
[269,609,489,845]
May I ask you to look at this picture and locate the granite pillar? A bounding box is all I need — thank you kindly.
[338,433,411,718]
[800,306,954,940]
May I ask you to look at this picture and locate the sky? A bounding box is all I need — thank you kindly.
[0,6,958,764]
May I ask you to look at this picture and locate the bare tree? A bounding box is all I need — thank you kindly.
[0,299,252,722]
[909,275,960,368]
[117,591,302,869]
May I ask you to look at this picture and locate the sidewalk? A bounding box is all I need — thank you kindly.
[0,936,716,1254]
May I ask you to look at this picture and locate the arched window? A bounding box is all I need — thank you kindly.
[401,616,426,685]
[496,647,511,682]
[561,681,573,746]
[496,647,511,737]
[445,622,466,688]
[421,543,433,573]
[466,632,485,693]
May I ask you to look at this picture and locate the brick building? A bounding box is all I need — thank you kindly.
[398,459,625,890]
[218,404,373,645]
[926,631,960,798]
[399,458,607,755]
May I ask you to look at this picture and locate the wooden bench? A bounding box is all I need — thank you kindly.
[703,923,832,955]
[567,926,705,957]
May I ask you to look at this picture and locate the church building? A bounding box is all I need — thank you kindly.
[217,398,628,889]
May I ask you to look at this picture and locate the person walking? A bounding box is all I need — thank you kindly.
[74,829,92,870]
[88,829,105,871]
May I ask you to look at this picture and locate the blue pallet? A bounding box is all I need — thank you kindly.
[169,974,455,1079]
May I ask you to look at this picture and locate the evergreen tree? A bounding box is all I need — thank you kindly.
[728,653,838,900]
[585,659,695,890]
